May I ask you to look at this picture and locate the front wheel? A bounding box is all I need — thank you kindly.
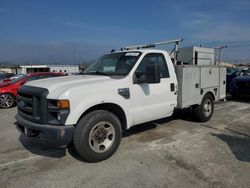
[73,110,122,162]
[193,93,214,122]
[0,93,15,108]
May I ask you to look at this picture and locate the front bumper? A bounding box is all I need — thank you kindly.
[16,114,74,147]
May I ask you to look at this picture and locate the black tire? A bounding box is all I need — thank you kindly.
[73,110,122,162]
[0,93,15,109]
[193,93,214,122]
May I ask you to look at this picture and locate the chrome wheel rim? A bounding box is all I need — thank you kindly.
[89,122,115,153]
[0,94,14,108]
[203,99,212,117]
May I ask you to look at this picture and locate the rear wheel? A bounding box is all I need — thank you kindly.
[193,93,214,122]
[0,93,15,108]
[73,110,122,162]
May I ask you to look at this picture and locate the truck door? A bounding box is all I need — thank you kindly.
[131,53,177,125]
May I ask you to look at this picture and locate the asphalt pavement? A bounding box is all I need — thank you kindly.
[0,99,250,188]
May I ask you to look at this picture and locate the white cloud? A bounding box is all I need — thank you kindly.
[178,8,250,43]
[56,20,154,35]
[225,0,250,11]
[48,41,62,46]
[181,12,213,28]
[194,22,250,42]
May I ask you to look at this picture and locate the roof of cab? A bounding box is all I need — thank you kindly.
[111,49,168,54]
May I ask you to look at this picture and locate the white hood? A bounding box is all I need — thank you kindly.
[26,75,114,98]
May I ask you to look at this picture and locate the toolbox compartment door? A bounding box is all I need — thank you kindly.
[201,67,219,88]
[219,67,226,99]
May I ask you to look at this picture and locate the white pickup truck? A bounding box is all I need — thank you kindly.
[16,41,226,162]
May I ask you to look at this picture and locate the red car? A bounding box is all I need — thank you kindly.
[0,72,65,108]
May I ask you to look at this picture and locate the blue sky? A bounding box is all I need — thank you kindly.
[0,0,250,64]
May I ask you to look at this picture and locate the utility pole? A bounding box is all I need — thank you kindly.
[73,42,76,64]
[242,57,245,65]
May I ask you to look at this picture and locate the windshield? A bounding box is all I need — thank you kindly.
[83,52,141,76]
[8,74,26,84]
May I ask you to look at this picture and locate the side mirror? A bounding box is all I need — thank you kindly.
[134,64,161,84]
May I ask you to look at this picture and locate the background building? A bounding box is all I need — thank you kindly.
[15,65,80,74]
[0,66,20,74]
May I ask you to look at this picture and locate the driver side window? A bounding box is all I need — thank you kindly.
[136,53,170,78]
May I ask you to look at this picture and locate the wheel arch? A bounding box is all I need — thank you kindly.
[204,91,215,101]
[0,92,16,99]
[191,91,215,108]
[77,103,127,131]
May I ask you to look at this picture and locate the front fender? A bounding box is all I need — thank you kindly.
[64,94,132,128]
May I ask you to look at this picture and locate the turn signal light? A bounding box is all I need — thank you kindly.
[57,100,70,109]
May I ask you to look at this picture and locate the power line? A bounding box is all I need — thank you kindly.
[199,40,250,48]
[226,43,250,48]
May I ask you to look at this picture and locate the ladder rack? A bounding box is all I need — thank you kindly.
[123,38,183,50]
[121,38,183,65]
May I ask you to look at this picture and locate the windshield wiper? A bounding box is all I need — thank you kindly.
[95,71,111,76]
[83,71,111,77]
